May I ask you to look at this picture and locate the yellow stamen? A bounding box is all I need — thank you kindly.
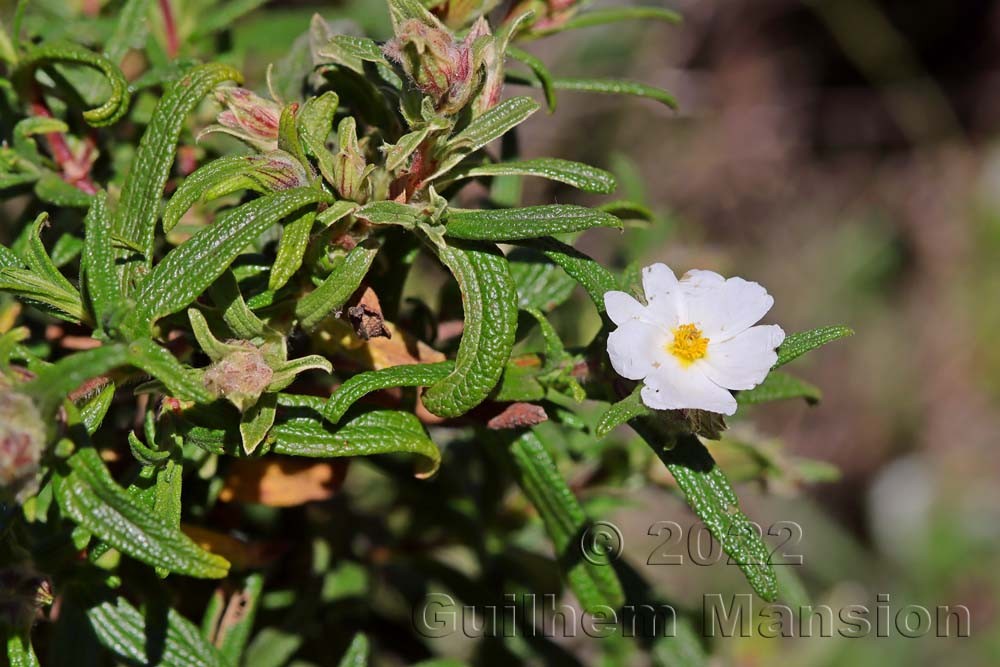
[668,323,709,365]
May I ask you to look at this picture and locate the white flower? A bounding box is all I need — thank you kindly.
[604,263,785,415]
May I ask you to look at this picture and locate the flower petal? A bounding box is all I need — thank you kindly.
[681,271,774,341]
[702,325,785,390]
[640,360,738,415]
[607,320,669,380]
[604,290,645,326]
[641,263,685,324]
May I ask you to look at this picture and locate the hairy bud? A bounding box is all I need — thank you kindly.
[383,19,489,115]
[0,385,45,504]
[203,343,274,412]
[333,117,373,202]
[200,87,282,152]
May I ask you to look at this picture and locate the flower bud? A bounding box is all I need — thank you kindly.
[200,87,282,152]
[333,117,372,202]
[507,0,581,33]
[203,343,274,412]
[383,19,487,115]
[0,385,45,504]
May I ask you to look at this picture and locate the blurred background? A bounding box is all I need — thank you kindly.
[9,0,1000,664]
[118,0,1000,664]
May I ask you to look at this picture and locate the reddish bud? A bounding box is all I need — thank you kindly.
[200,87,282,152]
[0,385,45,504]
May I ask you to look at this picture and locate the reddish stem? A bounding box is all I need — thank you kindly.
[158,0,180,59]
[30,99,100,195]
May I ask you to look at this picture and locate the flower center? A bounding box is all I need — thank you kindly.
[668,323,709,365]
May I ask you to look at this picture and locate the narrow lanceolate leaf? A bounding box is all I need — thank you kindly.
[324,362,453,423]
[508,430,625,613]
[0,244,23,269]
[638,429,778,601]
[89,597,226,667]
[272,410,441,478]
[269,209,316,290]
[552,77,678,109]
[448,97,540,153]
[445,205,621,241]
[520,237,617,311]
[82,193,120,325]
[57,448,230,578]
[423,242,518,418]
[115,63,242,287]
[162,151,309,233]
[127,338,214,403]
[25,214,75,294]
[127,188,328,335]
[737,371,822,406]
[15,42,131,126]
[451,158,616,194]
[296,241,380,330]
[508,72,678,110]
[595,386,650,437]
[558,7,682,33]
[507,47,556,111]
[0,267,87,323]
[774,326,853,368]
[240,393,277,454]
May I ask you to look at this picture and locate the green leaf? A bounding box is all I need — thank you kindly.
[737,371,821,406]
[557,7,682,32]
[450,158,615,194]
[127,187,329,335]
[0,267,86,323]
[384,126,431,172]
[240,393,277,454]
[206,271,265,339]
[33,173,94,208]
[298,91,340,183]
[317,35,387,73]
[127,338,214,403]
[422,242,517,418]
[79,383,116,435]
[507,47,556,112]
[272,410,441,478]
[162,151,309,233]
[445,205,620,241]
[354,201,421,227]
[774,326,853,368]
[15,41,131,126]
[509,72,678,110]
[25,213,76,294]
[88,597,226,667]
[337,633,369,667]
[519,237,617,311]
[5,631,40,667]
[323,362,452,423]
[507,246,577,312]
[596,386,650,436]
[57,448,230,578]
[115,62,242,287]
[638,429,778,601]
[447,96,539,153]
[295,240,380,330]
[82,192,121,325]
[0,243,24,269]
[269,209,316,290]
[508,430,625,613]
